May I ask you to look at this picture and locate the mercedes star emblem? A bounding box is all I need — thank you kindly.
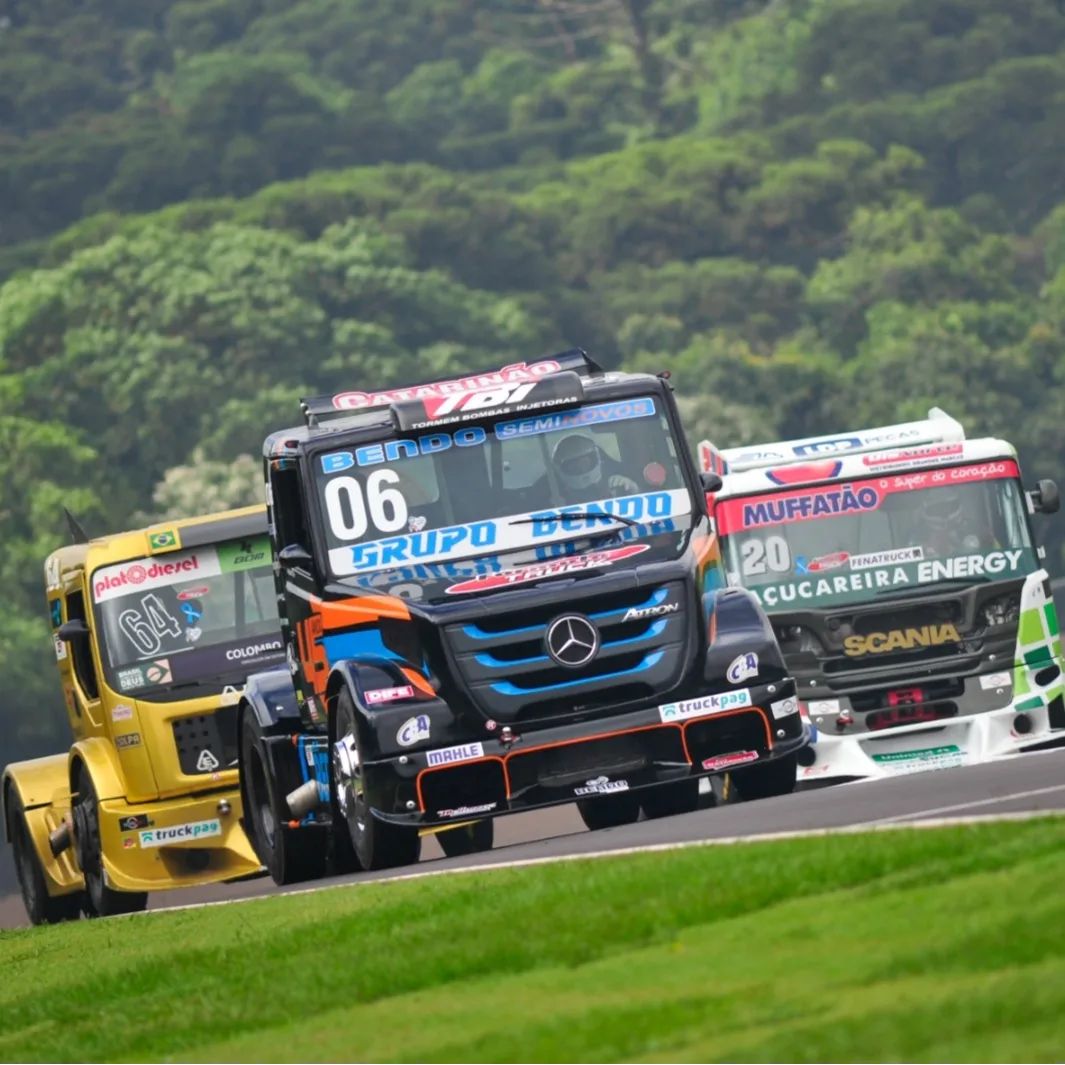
[546,614,600,668]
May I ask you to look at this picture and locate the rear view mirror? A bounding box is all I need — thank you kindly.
[700,471,723,494]
[57,619,90,643]
[1032,479,1061,515]
[278,543,313,569]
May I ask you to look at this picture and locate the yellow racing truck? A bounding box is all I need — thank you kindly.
[2,506,285,923]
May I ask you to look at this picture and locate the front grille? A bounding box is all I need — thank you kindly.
[172,706,237,775]
[444,582,690,724]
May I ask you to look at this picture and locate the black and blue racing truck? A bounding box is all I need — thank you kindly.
[238,350,808,881]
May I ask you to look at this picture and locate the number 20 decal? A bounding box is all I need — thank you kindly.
[740,535,791,576]
[324,469,409,541]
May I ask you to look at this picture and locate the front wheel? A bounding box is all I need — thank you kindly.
[73,773,147,918]
[437,819,494,858]
[333,690,421,871]
[731,752,798,801]
[640,779,699,820]
[576,791,641,831]
[9,794,82,925]
[240,712,327,885]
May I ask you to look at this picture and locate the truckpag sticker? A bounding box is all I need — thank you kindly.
[659,689,752,722]
[329,488,689,576]
[138,818,222,848]
[445,544,649,595]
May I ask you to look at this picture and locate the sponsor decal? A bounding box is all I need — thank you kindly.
[446,544,650,595]
[750,549,1031,610]
[425,742,485,768]
[217,536,271,573]
[726,652,759,684]
[115,733,141,749]
[177,586,210,601]
[717,461,1021,535]
[93,549,220,603]
[50,599,62,627]
[118,814,152,831]
[365,685,415,706]
[770,696,799,719]
[224,639,283,662]
[195,749,221,772]
[849,546,924,570]
[180,601,203,626]
[332,488,688,576]
[148,529,179,551]
[322,427,488,473]
[408,515,427,532]
[53,634,67,661]
[808,699,841,717]
[766,460,844,486]
[659,689,752,722]
[870,744,964,773]
[185,626,202,643]
[806,551,850,573]
[979,671,1012,691]
[574,776,629,796]
[793,437,862,457]
[701,751,759,772]
[144,658,172,684]
[862,444,965,470]
[117,666,146,691]
[111,704,134,722]
[123,837,136,849]
[437,802,497,818]
[494,398,656,440]
[332,361,563,411]
[139,818,222,848]
[622,601,679,622]
[843,623,961,657]
[396,714,431,746]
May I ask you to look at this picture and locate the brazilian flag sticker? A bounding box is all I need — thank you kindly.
[148,529,180,552]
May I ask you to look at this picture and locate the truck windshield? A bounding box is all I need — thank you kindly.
[92,534,283,693]
[716,460,1038,610]
[314,395,692,577]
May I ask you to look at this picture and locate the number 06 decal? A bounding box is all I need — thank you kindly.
[324,469,409,541]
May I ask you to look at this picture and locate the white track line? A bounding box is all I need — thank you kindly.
[860,782,1065,826]
[141,805,1065,922]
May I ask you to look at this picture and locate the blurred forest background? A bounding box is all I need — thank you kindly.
[4,0,1065,891]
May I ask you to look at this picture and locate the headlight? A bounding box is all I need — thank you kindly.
[773,624,823,655]
[981,595,1020,627]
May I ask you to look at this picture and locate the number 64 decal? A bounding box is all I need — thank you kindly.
[119,593,182,655]
[740,535,791,576]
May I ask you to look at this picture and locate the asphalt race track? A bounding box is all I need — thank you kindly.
[2,749,1062,929]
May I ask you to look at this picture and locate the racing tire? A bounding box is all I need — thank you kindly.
[576,791,641,831]
[9,794,83,925]
[334,690,421,871]
[437,818,494,858]
[240,712,327,885]
[73,772,148,918]
[639,779,700,820]
[730,752,798,802]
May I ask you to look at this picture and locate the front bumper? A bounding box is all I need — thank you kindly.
[98,787,262,892]
[798,690,1065,786]
[361,683,808,825]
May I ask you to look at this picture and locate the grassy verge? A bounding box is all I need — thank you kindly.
[2,819,1065,1062]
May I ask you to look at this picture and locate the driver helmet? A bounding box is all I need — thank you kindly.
[552,434,603,491]
[920,487,966,530]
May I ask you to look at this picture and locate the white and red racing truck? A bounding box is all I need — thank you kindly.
[700,409,1065,783]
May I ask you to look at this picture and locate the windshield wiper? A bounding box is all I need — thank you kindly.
[509,511,638,528]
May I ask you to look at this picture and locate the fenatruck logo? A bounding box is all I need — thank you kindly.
[331,361,562,411]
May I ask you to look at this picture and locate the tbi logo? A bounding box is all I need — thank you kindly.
[422,382,539,421]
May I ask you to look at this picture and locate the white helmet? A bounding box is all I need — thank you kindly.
[552,434,602,491]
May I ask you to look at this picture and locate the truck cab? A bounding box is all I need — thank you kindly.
[2,506,285,923]
[701,410,1064,783]
[240,350,807,882]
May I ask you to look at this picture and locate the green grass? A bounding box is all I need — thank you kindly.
[2,820,1065,1062]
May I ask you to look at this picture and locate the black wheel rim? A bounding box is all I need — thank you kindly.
[249,747,276,851]
[332,696,368,850]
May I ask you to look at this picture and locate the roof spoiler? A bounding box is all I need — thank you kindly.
[300,348,603,428]
[698,407,965,475]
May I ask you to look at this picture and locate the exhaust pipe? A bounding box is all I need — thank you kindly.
[49,818,72,857]
[286,780,323,818]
